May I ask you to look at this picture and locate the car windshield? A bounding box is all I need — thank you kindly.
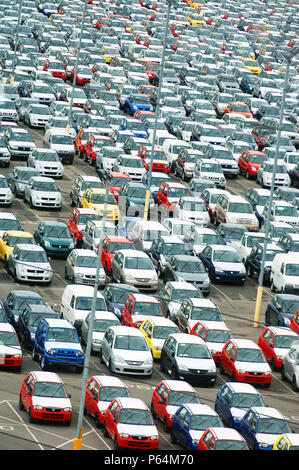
[215,440,248,450]
[235,348,266,363]
[0,219,22,231]
[231,392,264,408]
[171,288,203,302]
[265,250,282,261]
[36,153,60,162]
[220,228,246,240]
[153,325,178,339]
[275,206,298,217]
[134,302,163,317]
[11,132,33,142]
[12,296,43,309]
[18,250,48,263]
[76,297,106,311]
[181,201,205,211]
[46,327,79,343]
[108,242,134,254]
[91,193,115,204]
[194,234,224,245]
[93,319,120,332]
[177,342,211,359]
[285,264,299,276]
[127,187,147,198]
[114,335,148,351]
[0,331,19,346]
[162,243,186,255]
[168,187,190,198]
[118,409,153,425]
[51,135,73,145]
[202,162,222,173]
[15,169,39,181]
[213,250,242,263]
[44,226,71,238]
[7,236,34,246]
[206,329,232,343]
[257,417,291,434]
[280,300,298,314]
[124,256,153,270]
[190,414,223,431]
[99,386,130,402]
[29,313,57,326]
[76,256,96,268]
[0,178,8,188]
[172,224,193,236]
[229,203,253,214]
[33,381,68,398]
[191,308,222,322]
[78,214,101,225]
[249,154,267,164]
[176,260,205,273]
[168,391,200,406]
[122,158,143,168]
[275,335,298,348]
[32,181,58,192]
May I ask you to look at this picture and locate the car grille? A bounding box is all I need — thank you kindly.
[125,360,144,366]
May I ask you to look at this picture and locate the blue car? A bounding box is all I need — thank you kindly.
[214,382,265,429]
[3,290,44,329]
[239,406,293,450]
[171,403,224,450]
[102,284,140,321]
[123,94,153,116]
[16,304,59,350]
[198,244,247,285]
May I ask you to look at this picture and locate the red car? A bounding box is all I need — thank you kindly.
[75,129,94,158]
[84,375,131,427]
[238,150,268,179]
[19,371,72,424]
[0,323,22,371]
[156,181,192,215]
[144,62,160,81]
[104,397,159,450]
[290,311,299,334]
[101,235,135,272]
[150,380,200,432]
[106,171,131,202]
[197,427,249,450]
[223,102,253,118]
[258,326,299,369]
[85,135,114,165]
[95,17,111,30]
[70,65,91,86]
[68,207,101,246]
[122,293,164,328]
[43,59,67,81]
[252,125,277,150]
[220,338,272,387]
[190,320,233,364]
[137,146,170,174]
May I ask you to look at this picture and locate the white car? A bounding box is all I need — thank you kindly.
[29,81,56,104]
[173,196,210,226]
[0,136,11,166]
[100,325,153,376]
[24,176,62,210]
[81,310,121,354]
[113,155,145,181]
[44,130,75,164]
[7,243,53,284]
[162,218,195,240]
[65,248,105,285]
[0,174,12,205]
[237,231,266,262]
[283,152,299,173]
[4,127,36,159]
[183,226,226,255]
[257,160,291,188]
[44,117,77,140]
[193,158,226,188]
[0,99,18,121]
[27,148,64,179]
[24,103,51,127]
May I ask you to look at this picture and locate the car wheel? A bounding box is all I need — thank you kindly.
[170,429,177,444]
[281,365,286,381]
[32,347,38,361]
[171,365,178,379]
[246,264,253,278]
[219,361,225,375]
[292,376,298,392]
[19,395,24,410]
[150,403,157,420]
[28,408,34,423]
[163,417,169,433]
[95,413,101,428]
[270,280,276,292]
[103,425,109,438]
[114,438,119,450]
[41,357,47,371]
[245,170,250,180]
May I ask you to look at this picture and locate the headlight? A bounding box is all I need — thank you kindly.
[237,369,246,374]
[93,339,102,345]
[75,351,83,357]
[63,407,72,412]
[33,405,43,410]
[150,435,158,440]
[48,349,56,355]
[144,357,153,365]
[209,364,216,373]
[69,242,75,249]
[215,266,225,272]
[114,355,126,364]
[125,274,135,281]
[114,307,121,317]
[13,354,22,358]
[151,275,158,282]
[259,442,270,448]
[44,240,51,247]
[178,363,188,371]
[119,433,130,438]
[240,266,246,274]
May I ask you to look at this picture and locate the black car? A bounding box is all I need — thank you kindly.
[277,233,299,253]
[265,294,299,327]
[245,242,284,284]
[16,304,59,349]
[290,163,299,188]
[157,281,204,322]
[148,236,189,277]
[3,290,44,330]
[102,283,140,321]
[0,301,8,323]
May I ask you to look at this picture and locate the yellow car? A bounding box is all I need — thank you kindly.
[187,14,205,26]
[188,1,205,8]
[0,230,35,263]
[100,45,119,64]
[139,317,179,360]
[242,59,261,75]
[81,188,120,221]
[273,433,299,450]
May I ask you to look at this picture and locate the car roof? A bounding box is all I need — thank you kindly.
[230,338,260,349]
[265,326,298,336]
[31,371,63,383]
[251,407,285,419]
[225,382,262,394]
[92,375,128,388]
[116,397,148,410]
[184,403,219,416]
[143,316,176,327]
[44,318,74,328]
[209,427,245,440]
[131,293,160,303]
[163,380,196,392]
[169,332,205,344]
[196,320,230,331]
[0,322,16,333]
[110,325,145,337]
[187,298,217,307]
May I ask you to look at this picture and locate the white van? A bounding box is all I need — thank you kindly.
[60,285,107,334]
[270,252,299,294]
[131,219,169,252]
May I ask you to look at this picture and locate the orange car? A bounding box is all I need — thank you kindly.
[223,102,253,118]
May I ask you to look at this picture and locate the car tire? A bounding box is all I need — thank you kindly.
[270,280,276,292]
[292,376,298,392]
[219,361,225,375]
[114,438,119,450]
[245,170,250,180]
[41,356,47,371]
[170,429,177,444]
[28,408,34,423]
[103,425,109,438]
[95,413,101,428]
[32,347,38,361]
[281,365,286,381]
[171,366,178,379]
[19,395,24,410]
[150,403,157,420]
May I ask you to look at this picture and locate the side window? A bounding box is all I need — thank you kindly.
[87,379,96,392]
[177,407,187,421]
[147,323,153,337]
[92,384,99,401]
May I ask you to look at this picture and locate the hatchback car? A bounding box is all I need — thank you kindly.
[214,382,266,429]
[176,298,224,334]
[239,406,293,450]
[220,338,272,387]
[171,403,224,450]
[33,221,74,258]
[84,375,131,427]
[281,342,299,392]
[0,322,22,371]
[64,249,102,285]
[163,254,211,294]
[104,397,159,450]
[122,293,164,329]
[199,244,247,285]
[24,176,62,210]
[3,289,44,330]
[0,230,35,264]
[264,294,299,327]
[111,249,158,292]
[81,311,121,354]
[27,148,64,179]
[102,283,140,321]
[8,243,53,285]
[19,371,72,424]
[273,433,299,450]
[100,325,153,377]
[160,333,217,386]
[16,303,59,350]
[197,427,249,450]
[190,320,233,365]
[139,317,179,360]
[258,326,298,370]
[157,281,204,323]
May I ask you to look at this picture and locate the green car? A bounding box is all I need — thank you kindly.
[33,221,75,258]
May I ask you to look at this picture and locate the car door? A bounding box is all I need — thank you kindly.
[21,373,34,411]
[221,341,234,375]
[85,378,97,415]
[258,329,273,361]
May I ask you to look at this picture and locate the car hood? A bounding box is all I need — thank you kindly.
[31,190,61,198]
[213,261,244,271]
[32,396,71,409]
[17,261,52,271]
[117,423,157,437]
[113,349,151,361]
[44,341,83,352]
[124,268,156,278]
[176,272,209,282]
[0,344,21,355]
[176,357,215,370]
[234,361,271,373]
[255,433,281,447]
[44,237,72,245]
[10,140,35,147]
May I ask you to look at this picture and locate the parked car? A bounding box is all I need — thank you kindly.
[0,322,22,371]
[7,244,53,285]
[258,326,298,370]
[33,221,74,258]
[16,303,59,350]
[281,342,299,392]
[197,427,249,450]
[81,311,121,354]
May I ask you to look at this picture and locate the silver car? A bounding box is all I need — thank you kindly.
[100,325,153,376]
[0,175,12,206]
[281,342,299,391]
[27,148,64,179]
[81,310,121,354]
[65,248,106,286]
[24,176,62,210]
[111,249,159,291]
[8,243,53,285]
